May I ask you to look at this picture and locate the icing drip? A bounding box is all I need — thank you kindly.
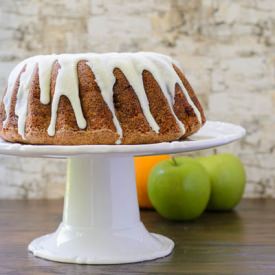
[47,55,87,136]
[15,61,37,137]
[86,55,123,144]
[38,55,57,105]
[3,52,202,143]
[3,60,27,127]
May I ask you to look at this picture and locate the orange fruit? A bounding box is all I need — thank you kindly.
[134,155,170,208]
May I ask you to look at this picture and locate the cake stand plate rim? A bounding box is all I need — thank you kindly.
[0,121,246,158]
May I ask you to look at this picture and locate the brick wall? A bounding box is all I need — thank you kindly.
[0,0,274,198]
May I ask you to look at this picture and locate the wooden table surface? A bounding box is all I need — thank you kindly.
[0,199,275,275]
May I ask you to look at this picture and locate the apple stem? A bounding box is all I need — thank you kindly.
[171,157,178,166]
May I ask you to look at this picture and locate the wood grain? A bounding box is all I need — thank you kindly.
[0,199,275,274]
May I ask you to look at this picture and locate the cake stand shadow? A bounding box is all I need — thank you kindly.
[0,121,245,264]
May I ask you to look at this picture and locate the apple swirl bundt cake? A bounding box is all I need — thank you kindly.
[0,52,206,145]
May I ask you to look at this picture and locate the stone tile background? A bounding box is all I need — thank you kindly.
[0,0,274,198]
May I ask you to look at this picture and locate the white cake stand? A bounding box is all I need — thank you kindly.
[0,121,245,264]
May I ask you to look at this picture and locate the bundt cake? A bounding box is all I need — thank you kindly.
[0,52,206,145]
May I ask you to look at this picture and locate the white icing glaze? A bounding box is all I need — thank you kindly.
[47,54,87,136]
[3,60,27,128]
[38,55,57,105]
[15,60,37,137]
[87,54,123,144]
[2,52,202,143]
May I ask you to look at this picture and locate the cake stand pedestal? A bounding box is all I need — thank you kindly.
[0,121,245,264]
[30,156,173,264]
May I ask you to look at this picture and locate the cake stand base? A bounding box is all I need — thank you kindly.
[28,224,173,264]
[28,157,174,264]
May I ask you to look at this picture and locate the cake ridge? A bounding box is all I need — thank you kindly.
[2,52,203,144]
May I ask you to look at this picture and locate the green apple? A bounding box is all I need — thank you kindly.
[148,157,210,221]
[197,153,246,211]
